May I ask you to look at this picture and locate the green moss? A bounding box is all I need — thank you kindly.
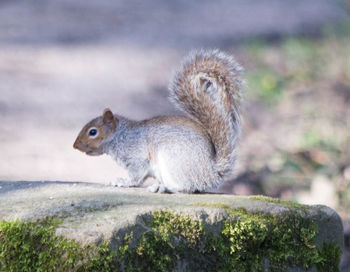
[120,210,208,272]
[316,243,342,272]
[0,207,342,272]
[249,195,308,210]
[193,202,231,210]
[203,207,317,271]
[193,202,340,272]
[0,217,117,272]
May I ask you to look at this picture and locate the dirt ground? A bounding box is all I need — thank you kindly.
[0,0,346,183]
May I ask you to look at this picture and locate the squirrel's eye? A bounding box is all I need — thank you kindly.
[88,128,98,137]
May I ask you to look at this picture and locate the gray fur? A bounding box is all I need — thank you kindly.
[103,50,243,193]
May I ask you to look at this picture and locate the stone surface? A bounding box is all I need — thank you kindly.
[0,181,343,251]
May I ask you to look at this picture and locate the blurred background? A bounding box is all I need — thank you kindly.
[0,0,349,269]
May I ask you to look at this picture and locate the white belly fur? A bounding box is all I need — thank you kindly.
[155,151,182,192]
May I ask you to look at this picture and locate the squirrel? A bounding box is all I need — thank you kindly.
[73,49,243,193]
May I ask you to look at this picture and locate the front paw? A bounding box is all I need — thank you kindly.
[147,184,160,193]
[110,178,130,187]
[147,184,167,193]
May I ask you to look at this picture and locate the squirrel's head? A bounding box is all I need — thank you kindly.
[73,108,118,156]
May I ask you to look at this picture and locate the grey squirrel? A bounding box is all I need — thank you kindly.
[73,49,243,193]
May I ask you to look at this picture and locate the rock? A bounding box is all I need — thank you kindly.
[0,181,344,271]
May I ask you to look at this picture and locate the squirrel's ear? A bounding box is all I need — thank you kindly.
[102,108,117,130]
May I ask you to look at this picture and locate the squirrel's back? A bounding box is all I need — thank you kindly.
[169,49,243,176]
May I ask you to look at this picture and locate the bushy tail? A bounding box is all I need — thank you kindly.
[168,49,243,176]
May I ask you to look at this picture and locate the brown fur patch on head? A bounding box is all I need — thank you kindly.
[73,109,118,156]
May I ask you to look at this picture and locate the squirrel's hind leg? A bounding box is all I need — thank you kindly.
[153,143,221,193]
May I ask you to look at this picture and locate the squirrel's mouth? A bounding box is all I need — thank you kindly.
[73,140,102,156]
[86,150,102,156]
